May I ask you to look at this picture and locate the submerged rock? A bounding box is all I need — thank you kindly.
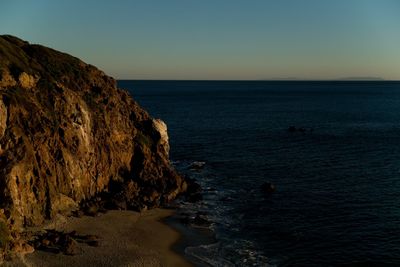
[287,126,313,133]
[0,35,187,259]
[261,182,276,195]
[192,214,211,228]
[189,161,206,170]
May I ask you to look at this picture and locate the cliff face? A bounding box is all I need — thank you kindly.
[0,36,187,250]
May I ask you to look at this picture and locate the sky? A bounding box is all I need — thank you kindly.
[0,0,399,80]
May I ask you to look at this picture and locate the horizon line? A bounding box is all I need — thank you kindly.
[116,78,399,82]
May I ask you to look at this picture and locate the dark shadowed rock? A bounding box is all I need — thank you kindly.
[63,236,81,256]
[72,210,84,218]
[31,230,101,255]
[193,214,211,227]
[287,126,314,133]
[86,240,100,247]
[41,239,50,247]
[75,234,100,247]
[261,182,276,195]
[184,178,203,203]
[83,203,100,217]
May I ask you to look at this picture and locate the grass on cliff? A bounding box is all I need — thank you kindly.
[0,36,35,76]
[0,35,89,88]
[0,221,10,249]
[136,131,154,148]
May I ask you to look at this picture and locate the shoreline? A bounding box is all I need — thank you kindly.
[6,209,193,267]
[165,212,217,267]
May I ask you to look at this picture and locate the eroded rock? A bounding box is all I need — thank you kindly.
[0,70,17,88]
[152,118,170,156]
[0,98,6,139]
[0,35,188,260]
[18,72,38,89]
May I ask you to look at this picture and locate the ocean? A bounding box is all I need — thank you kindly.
[119,80,400,267]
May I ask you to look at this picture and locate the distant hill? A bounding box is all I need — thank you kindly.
[260,77,386,81]
[338,77,385,81]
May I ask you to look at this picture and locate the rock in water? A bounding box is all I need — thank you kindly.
[0,35,187,258]
[261,182,276,194]
[189,161,206,170]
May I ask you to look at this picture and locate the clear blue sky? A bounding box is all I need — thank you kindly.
[1,0,399,80]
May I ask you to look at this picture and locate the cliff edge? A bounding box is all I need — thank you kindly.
[0,35,187,257]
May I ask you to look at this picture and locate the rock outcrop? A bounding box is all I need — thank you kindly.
[0,35,187,258]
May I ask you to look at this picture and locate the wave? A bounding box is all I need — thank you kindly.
[175,160,272,266]
[185,241,272,267]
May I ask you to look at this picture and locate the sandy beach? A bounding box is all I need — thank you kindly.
[5,209,192,267]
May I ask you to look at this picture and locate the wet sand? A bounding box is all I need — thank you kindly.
[7,209,192,267]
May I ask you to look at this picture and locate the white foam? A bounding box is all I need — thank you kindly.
[185,243,235,267]
[185,241,272,267]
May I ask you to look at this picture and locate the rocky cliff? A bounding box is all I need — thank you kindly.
[0,35,187,256]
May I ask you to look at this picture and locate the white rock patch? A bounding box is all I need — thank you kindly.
[152,118,170,156]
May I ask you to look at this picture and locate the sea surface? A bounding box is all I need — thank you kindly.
[119,80,400,267]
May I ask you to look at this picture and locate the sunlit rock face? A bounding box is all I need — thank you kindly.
[152,118,170,157]
[0,35,186,252]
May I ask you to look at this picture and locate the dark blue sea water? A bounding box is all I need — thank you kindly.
[119,80,400,267]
